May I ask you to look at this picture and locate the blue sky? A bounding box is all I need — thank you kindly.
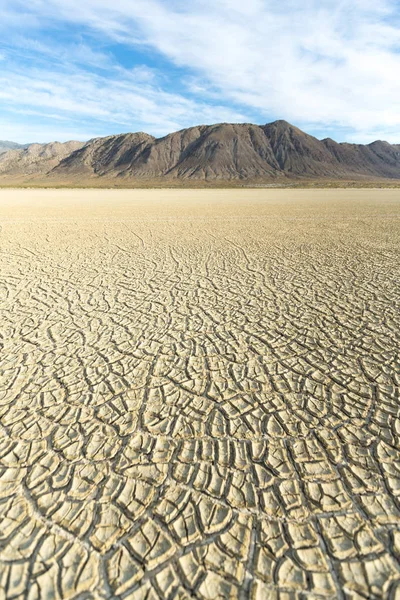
[1,0,400,144]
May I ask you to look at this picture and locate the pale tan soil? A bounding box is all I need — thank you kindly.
[1,189,400,599]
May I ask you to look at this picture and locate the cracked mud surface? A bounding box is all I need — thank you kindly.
[1,188,400,600]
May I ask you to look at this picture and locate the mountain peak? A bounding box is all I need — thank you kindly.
[265,120,300,132]
[268,119,292,127]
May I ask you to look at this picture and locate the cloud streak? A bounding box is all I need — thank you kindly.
[0,58,249,142]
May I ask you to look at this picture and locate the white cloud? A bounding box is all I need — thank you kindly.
[2,0,400,140]
[0,62,250,142]
[8,36,115,70]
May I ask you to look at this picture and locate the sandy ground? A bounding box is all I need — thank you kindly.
[1,188,400,599]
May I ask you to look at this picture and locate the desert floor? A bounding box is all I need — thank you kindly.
[1,188,400,600]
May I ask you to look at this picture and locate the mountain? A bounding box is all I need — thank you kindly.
[0,141,30,155]
[1,121,400,183]
[0,141,85,180]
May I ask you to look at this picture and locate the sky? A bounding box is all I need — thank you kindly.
[1,0,400,144]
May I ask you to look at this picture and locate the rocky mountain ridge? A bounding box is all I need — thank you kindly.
[2,121,400,182]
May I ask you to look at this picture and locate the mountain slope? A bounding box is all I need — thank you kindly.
[2,121,400,183]
[0,141,85,179]
[55,133,155,178]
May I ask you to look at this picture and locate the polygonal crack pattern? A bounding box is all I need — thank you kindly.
[1,191,400,600]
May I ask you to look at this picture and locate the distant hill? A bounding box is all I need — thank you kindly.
[2,121,400,183]
[0,141,30,155]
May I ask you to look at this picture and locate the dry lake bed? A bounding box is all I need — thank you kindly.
[1,188,400,600]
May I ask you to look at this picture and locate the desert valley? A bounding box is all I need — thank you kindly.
[0,188,400,599]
